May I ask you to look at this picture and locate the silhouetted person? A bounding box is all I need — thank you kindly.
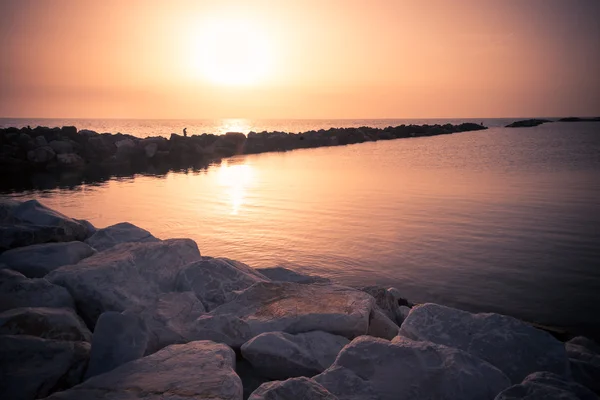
[183,127,187,137]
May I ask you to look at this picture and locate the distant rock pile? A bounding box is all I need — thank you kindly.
[1,199,599,400]
[0,123,487,174]
[505,119,552,128]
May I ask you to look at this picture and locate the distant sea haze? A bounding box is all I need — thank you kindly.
[0,117,550,138]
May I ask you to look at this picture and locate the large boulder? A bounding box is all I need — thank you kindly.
[366,308,399,340]
[0,269,74,312]
[209,282,375,339]
[399,303,569,383]
[494,371,596,400]
[256,267,331,284]
[46,239,201,327]
[85,311,149,379]
[84,222,160,252]
[0,224,74,252]
[0,241,95,278]
[48,140,74,154]
[358,285,404,325]
[44,340,242,400]
[241,331,349,379]
[189,313,253,349]
[0,335,90,400]
[0,307,91,341]
[249,377,338,400]
[56,153,85,168]
[27,145,56,163]
[176,257,269,310]
[314,336,510,400]
[566,336,600,394]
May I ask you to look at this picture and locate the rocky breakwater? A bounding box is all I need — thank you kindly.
[0,123,487,175]
[1,199,598,400]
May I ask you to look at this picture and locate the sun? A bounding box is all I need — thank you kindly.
[188,18,273,86]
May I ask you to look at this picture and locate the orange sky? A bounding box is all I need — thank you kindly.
[1,0,599,119]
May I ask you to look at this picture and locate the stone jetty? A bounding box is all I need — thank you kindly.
[0,199,599,400]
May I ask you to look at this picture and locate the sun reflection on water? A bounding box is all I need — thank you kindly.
[217,118,252,135]
[217,159,255,215]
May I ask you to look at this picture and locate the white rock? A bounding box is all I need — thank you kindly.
[0,335,90,400]
[0,269,74,312]
[0,307,91,342]
[210,282,375,339]
[241,331,349,379]
[399,303,570,383]
[494,371,597,400]
[84,222,159,252]
[0,241,95,278]
[176,257,269,310]
[256,267,331,284]
[47,239,201,327]
[314,335,510,400]
[85,311,149,379]
[249,377,338,400]
[366,308,398,340]
[44,340,242,400]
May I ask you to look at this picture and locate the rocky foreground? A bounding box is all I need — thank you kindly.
[1,199,599,400]
[0,123,487,174]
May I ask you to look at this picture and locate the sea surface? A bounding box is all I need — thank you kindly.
[2,119,600,338]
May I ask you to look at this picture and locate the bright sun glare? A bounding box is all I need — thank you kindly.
[188,18,273,86]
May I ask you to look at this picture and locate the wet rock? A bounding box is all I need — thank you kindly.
[176,257,269,310]
[47,239,201,327]
[314,335,510,400]
[44,340,242,400]
[0,335,90,400]
[27,145,56,163]
[399,303,569,383]
[0,241,95,278]
[0,307,91,341]
[84,221,160,252]
[249,377,338,400]
[494,371,596,400]
[0,269,74,312]
[256,267,331,284]
[241,331,349,379]
[85,311,149,379]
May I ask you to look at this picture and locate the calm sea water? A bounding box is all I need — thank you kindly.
[2,120,600,337]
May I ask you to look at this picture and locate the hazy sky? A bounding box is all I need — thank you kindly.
[1,0,599,119]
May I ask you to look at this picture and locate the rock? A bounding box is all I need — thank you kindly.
[0,223,73,252]
[249,377,338,400]
[85,311,149,379]
[386,286,412,307]
[399,303,569,383]
[0,335,90,400]
[49,140,74,154]
[44,340,242,400]
[176,257,269,310]
[256,267,331,284]
[505,119,551,128]
[0,269,74,312]
[47,239,201,327]
[210,282,375,339]
[398,305,411,320]
[79,129,98,137]
[241,331,349,379]
[74,218,96,239]
[115,138,135,149]
[494,371,597,400]
[366,308,398,340]
[566,336,600,394]
[190,313,253,348]
[131,291,206,355]
[144,142,158,158]
[236,358,271,399]
[358,285,403,324]
[314,335,510,400]
[0,241,95,278]
[0,307,91,341]
[34,135,48,147]
[27,145,56,163]
[84,221,159,252]
[56,153,85,168]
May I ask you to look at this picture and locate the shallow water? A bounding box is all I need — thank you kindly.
[3,122,600,337]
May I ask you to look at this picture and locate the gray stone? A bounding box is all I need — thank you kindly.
[386,286,412,307]
[47,239,201,327]
[84,222,160,252]
[190,313,252,349]
[176,257,269,310]
[85,311,149,379]
[358,285,403,325]
[0,224,70,252]
[314,335,510,400]
[0,241,95,278]
[0,335,90,400]
[44,340,242,400]
[249,377,338,400]
[256,267,331,284]
[399,303,569,383]
[74,218,96,239]
[366,308,399,340]
[566,336,600,394]
[0,269,74,312]
[49,140,74,154]
[56,153,85,168]
[241,331,349,379]
[27,145,56,163]
[0,307,91,341]
[79,129,98,137]
[494,371,596,400]
[34,135,48,147]
[210,282,375,339]
[115,138,135,149]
